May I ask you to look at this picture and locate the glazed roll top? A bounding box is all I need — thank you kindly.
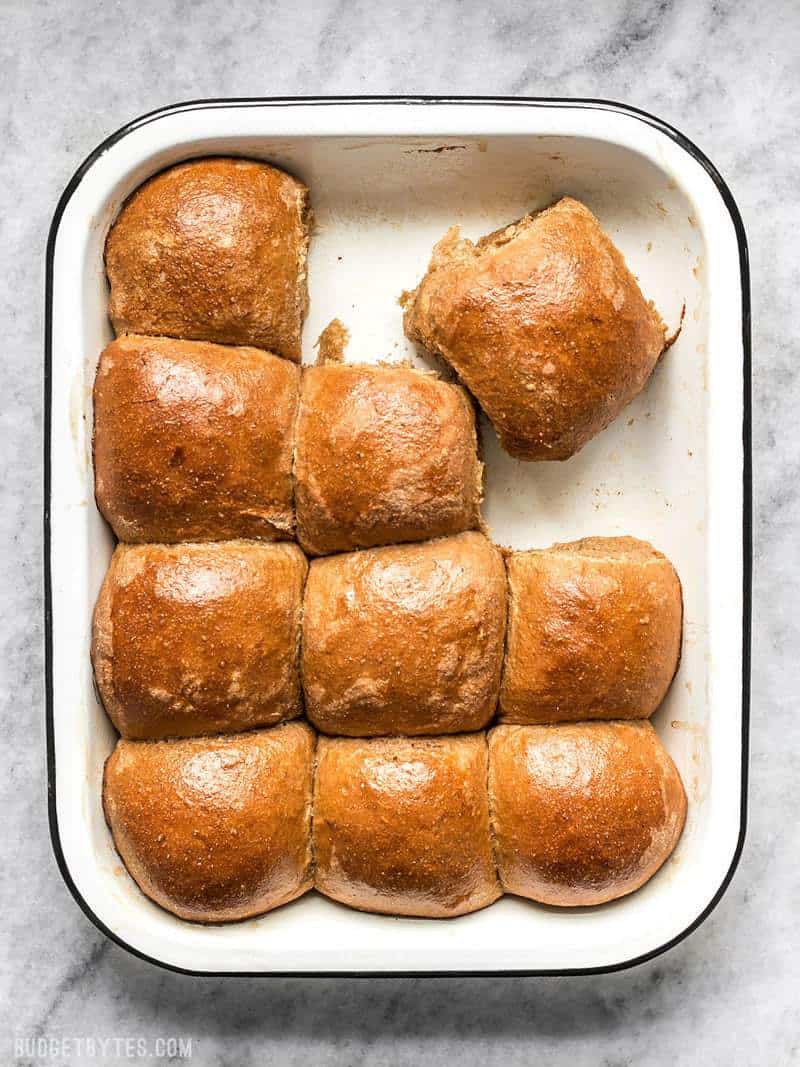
[302,532,507,736]
[313,734,501,917]
[404,197,666,461]
[103,723,315,922]
[294,362,482,555]
[500,536,682,723]
[105,157,310,362]
[488,721,686,906]
[93,335,300,543]
[92,541,307,740]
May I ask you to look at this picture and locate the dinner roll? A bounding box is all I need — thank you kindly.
[92,541,307,740]
[488,722,687,906]
[105,157,310,362]
[403,197,666,460]
[500,536,682,723]
[314,735,500,917]
[93,335,299,543]
[302,532,506,736]
[294,362,482,555]
[103,722,315,922]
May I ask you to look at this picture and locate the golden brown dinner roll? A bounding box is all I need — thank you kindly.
[92,541,307,740]
[103,722,315,922]
[294,362,482,556]
[302,532,506,736]
[314,735,500,917]
[500,536,682,723]
[488,721,686,906]
[403,197,666,460]
[93,334,300,543]
[105,157,310,362]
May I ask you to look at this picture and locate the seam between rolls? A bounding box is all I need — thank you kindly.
[496,544,513,723]
[308,735,320,888]
[296,548,310,723]
[289,364,304,542]
[484,731,503,897]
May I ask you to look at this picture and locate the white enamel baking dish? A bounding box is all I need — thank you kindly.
[45,98,750,976]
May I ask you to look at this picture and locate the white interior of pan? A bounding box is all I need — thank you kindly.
[48,102,745,973]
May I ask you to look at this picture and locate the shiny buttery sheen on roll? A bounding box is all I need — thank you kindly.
[313,734,500,917]
[302,532,506,736]
[500,536,682,724]
[294,362,482,555]
[103,722,315,922]
[488,721,687,906]
[93,335,300,543]
[92,541,307,740]
[403,197,666,460]
[105,157,310,362]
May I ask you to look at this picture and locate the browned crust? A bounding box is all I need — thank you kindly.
[403,197,667,461]
[313,734,501,918]
[92,334,300,543]
[314,318,350,365]
[302,532,507,736]
[92,541,308,740]
[105,157,310,362]
[488,721,687,906]
[294,362,483,555]
[102,723,316,923]
[499,536,683,723]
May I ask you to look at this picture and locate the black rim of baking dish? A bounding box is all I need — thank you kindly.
[44,95,751,979]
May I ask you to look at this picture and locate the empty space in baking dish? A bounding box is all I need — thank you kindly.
[47,101,745,974]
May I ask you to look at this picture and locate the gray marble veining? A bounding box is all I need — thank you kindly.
[1,0,798,1064]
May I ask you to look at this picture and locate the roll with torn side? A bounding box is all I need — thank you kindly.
[488,721,687,906]
[403,197,667,460]
[102,722,315,922]
[294,360,482,556]
[313,734,501,917]
[92,541,307,740]
[302,532,507,736]
[500,536,682,724]
[105,157,310,362]
[93,335,300,543]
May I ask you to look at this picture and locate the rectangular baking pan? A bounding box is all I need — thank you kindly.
[45,97,750,976]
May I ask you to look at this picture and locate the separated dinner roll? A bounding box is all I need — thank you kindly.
[294,362,482,556]
[500,536,682,724]
[302,532,506,736]
[93,334,299,543]
[313,734,501,917]
[105,157,310,362]
[103,722,315,922]
[403,197,667,461]
[92,541,307,740]
[488,721,687,906]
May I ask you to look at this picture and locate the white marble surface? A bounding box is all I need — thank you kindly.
[1,1,797,1064]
